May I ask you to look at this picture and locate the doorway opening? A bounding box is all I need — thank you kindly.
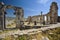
[5,9,16,28]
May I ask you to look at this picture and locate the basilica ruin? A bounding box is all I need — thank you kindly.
[0,2,60,30]
[27,2,58,25]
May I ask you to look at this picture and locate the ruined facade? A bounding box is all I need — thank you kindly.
[49,2,58,24]
[0,2,24,30]
[27,2,58,24]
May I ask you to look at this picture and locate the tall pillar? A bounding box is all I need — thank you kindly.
[0,2,5,30]
[0,11,5,30]
[40,11,43,24]
[46,15,48,24]
[0,6,6,30]
[15,8,24,29]
[0,12,4,30]
[50,2,58,24]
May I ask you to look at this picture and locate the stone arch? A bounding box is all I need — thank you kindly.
[0,5,24,30]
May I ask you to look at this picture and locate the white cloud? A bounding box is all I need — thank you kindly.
[37,0,49,4]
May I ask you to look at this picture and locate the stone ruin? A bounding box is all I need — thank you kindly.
[27,2,58,25]
[0,2,24,30]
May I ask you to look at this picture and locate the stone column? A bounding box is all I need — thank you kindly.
[15,9,20,28]
[0,11,4,30]
[0,6,6,30]
[50,2,58,24]
[40,11,43,24]
[15,8,24,29]
[46,15,48,24]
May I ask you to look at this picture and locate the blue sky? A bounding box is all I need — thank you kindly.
[0,0,60,18]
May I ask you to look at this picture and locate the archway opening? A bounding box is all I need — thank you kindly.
[5,9,16,28]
